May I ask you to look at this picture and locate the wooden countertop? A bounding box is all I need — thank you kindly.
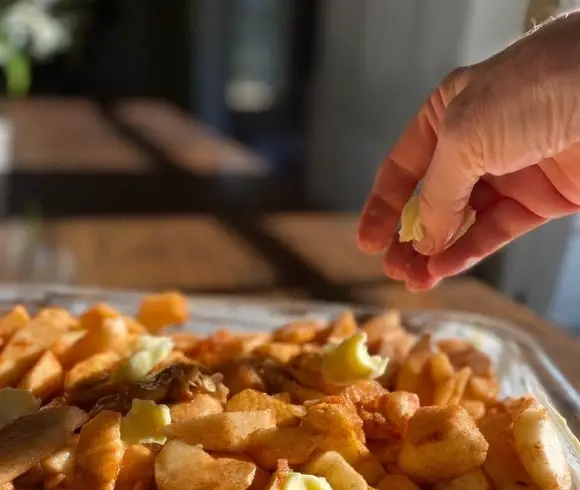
[0,212,578,388]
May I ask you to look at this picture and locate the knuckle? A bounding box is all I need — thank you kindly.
[443,66,471,90]
[444,85,485,136]
[425,67,473,132]
[440,89,487,171]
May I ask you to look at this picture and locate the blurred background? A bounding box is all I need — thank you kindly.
[0,0,579,330]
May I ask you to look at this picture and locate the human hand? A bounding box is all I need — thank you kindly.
[357,12,580,290]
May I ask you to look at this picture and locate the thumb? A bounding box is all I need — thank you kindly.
[414,136,483,255]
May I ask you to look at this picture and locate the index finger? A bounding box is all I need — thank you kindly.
[357,70,468,254]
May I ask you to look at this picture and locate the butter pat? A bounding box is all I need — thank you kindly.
[0,388,41,427]
[121,399,171,445]
[281,472,333,490]
[115,335,173,382]
[399,196,476,246]
[133,334,174,359]
[321,332,388,385]
[399,196,424,242]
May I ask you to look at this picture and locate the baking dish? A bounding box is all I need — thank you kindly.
[0,283,579,483]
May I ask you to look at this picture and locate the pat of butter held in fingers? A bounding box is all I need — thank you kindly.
[399,197,424,242]
[399,196,476,248]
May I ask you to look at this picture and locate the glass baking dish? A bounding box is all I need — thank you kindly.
[0,283,579,483]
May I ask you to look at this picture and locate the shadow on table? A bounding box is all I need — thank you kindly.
[2,171,310,217]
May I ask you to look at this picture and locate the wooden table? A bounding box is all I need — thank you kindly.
[0,217,277,292]
[0,97,269,216]
[2,97,266,175]
[5,98,151,173]
[115,99,267,175]
[262,213,385,284]
[0,212,579,388]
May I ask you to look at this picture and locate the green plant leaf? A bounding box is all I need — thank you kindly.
[24,201,43,240]
[5,51,31,98]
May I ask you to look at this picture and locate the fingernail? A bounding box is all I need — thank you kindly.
[407,279,438,291]
[358,229,390,254]
[443,226,461,250]
[358,196,390,253]
[358,238,386,255]
[384,264,405,281]
[445,227,457,245]
[406,282,424,292]
[413,235,435,255]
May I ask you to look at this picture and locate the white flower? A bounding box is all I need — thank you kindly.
[29,0,61,9]
[1,1,71,61]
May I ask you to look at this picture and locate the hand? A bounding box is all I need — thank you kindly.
[357,12,580,290]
